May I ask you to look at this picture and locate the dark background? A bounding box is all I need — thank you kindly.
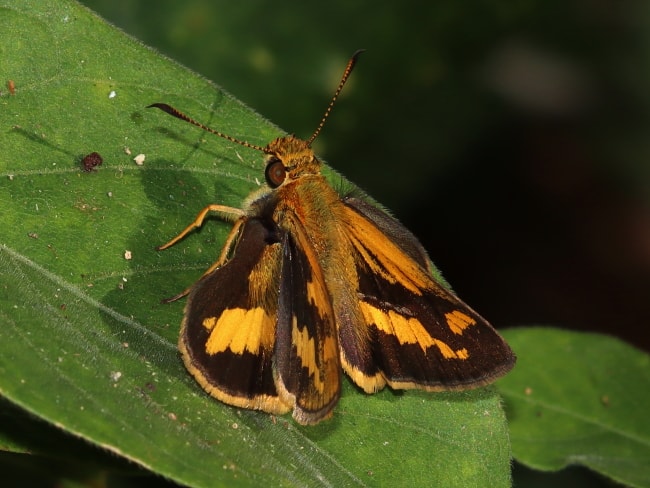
[81,0,650,355]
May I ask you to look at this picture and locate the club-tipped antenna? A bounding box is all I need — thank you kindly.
[306,49,365,146]
[147,103,266,152]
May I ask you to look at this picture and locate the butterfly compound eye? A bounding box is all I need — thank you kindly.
[265,159,286,188]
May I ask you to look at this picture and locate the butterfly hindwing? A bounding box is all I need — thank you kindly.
[338,198,515,391]
[178,217,291,414]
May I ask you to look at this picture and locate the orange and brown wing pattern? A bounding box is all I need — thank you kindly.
[338,199,516,392]
[178,217,290,415]
[274,219,341,424]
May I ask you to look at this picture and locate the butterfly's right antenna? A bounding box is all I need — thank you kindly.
[306,49,365,146]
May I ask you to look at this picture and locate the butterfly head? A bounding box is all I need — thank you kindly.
[263,135,321,188]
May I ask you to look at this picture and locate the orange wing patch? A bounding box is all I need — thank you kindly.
[290,316,338,394]
[359,301,470,359]
[445,310,476,335]
[203,307,275,355]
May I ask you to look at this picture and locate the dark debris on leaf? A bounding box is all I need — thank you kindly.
[81,152,103,172]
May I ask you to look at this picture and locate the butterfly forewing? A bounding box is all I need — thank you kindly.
[338,200,516,391]
[274,213,341,424]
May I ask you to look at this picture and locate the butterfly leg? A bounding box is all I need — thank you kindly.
[159,205,246,303]
[157,204,245,251]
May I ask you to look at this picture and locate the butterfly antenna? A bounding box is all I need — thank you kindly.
[306,49,365,146]
[147,103,266,152]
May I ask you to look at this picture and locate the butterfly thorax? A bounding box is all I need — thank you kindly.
[272,172,354,288]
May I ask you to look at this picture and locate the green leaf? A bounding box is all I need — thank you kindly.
[0,1,512,487]
[0,397,148,486]
[497,327,650,488]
